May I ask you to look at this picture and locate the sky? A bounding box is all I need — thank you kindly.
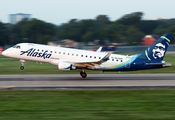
[0,0,175,25]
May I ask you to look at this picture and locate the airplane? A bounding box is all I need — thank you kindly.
[2,33,172,78]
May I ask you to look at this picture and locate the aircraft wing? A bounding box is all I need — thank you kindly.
[66,52,112,69]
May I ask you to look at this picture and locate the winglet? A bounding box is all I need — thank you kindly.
[96,47,102,52]
[100,52,112,62]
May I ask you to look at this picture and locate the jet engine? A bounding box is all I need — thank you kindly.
[58,61,76,71]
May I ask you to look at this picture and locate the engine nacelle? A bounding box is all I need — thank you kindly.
[58,61,76,71]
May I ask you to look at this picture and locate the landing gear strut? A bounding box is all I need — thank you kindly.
[20,60,25,70]
[80,70,87,78]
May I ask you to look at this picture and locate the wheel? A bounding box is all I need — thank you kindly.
[80,71,87,78]
[20,66,24,70]
[80,71,83,75]
[81,73,87,78]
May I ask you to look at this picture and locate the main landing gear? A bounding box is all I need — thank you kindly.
[20,60,25,70]
[80,70,87,78]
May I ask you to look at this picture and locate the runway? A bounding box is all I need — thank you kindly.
[0,74,175,90]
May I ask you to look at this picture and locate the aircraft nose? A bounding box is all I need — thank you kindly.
[2,49,9,56]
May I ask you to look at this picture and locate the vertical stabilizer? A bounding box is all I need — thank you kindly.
[138,33,172,62]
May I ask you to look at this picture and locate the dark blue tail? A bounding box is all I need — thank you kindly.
[138,33,172,62]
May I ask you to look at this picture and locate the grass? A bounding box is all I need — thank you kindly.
[0,53,175,74]
[0,90,175,120]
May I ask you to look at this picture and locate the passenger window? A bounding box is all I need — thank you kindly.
[81,55,83,57]
[112,59,114,61]
[76,54,78,56]
[99,57,101,59]
[90,56,92,58]
[94,56,96,59]
[86,55,88,58]
[121,60,123,62]
[55,51,57,53]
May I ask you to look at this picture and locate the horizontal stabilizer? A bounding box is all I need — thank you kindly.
[146,63,171,68]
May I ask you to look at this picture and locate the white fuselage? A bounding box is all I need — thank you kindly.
[2,43,131,70]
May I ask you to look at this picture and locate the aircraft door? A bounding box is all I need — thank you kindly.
[28,43,34,49]
[125,56,131,68]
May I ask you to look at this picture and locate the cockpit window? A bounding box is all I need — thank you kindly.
[13,45,17,48]
[12,45,20,49]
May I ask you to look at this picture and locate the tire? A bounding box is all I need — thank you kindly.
[81,73,87,78]
[20,66,24,70]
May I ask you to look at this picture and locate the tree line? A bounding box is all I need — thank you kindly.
[0,12,175,47]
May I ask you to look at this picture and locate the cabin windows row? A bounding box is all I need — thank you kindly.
[58,52,102,59]
[112,59,123,62]
[61,52,78,56]
[36,49,54,53]
[33,50,100,59]
[57,51,123,62]
[81,55,101,59]
[23,48,123,62]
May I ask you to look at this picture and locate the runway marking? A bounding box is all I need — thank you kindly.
[0,86,15,89]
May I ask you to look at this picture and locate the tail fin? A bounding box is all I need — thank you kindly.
[138,33,172,62]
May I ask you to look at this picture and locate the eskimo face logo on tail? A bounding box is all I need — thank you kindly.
[20,48,52,59]
[152,43,165,59]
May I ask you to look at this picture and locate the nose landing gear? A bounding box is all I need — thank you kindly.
[20,66,24,70]
[20,60,25,70]
[80,70,87,78]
